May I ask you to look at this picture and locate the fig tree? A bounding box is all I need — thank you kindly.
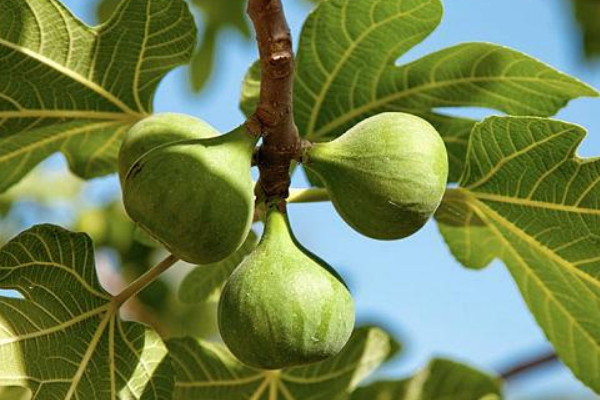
[120,120,257,265]
[218,206,355,369]
[303,112,448,240]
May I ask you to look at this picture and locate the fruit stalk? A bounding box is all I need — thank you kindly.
[247,0,301,203]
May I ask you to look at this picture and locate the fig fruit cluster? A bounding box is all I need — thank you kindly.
[118,111,448,370]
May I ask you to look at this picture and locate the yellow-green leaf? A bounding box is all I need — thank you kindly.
[168,326,398,400]
[0,225,173,399]
[0,0,196,193]
[436,116,600,393]
[242,0,597,182]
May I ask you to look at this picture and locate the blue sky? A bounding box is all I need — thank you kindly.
[32,0,600,398]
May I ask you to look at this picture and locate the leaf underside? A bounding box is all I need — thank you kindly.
[0,225,173,399]
[0,0,196,193]
[436,116,600,393]
[168,326,398,400]
[240,0,597,182]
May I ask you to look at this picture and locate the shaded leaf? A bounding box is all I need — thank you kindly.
[179,231,258,304]
[436,116,600,393]
[351,358,501,400]
[0,387,31,400]
[168,326,397,399]
[0,0,196,193]
[190,26,218,91]
[571,0,600,58]
[189,0,251,91]
[0,225,173,399]
[240,61,261,118]
[96,0,121,22]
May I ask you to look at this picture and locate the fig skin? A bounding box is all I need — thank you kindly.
[218,207,355,370]
[303,112,448,240]
[121,123,257,265]
[119,113,218,184]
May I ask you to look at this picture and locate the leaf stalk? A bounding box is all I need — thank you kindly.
[112,254,179,308]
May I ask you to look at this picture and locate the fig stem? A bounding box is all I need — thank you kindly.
[247,0,301,203]
[288,188,330,203]
[112,254,179,308]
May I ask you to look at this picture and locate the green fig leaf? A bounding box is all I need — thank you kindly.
[241,0,597,182]
[240,61,261,118]
[0,0,196,193]
[0,225,173,399]
[178,231,258,304]
[168,326,397,399]
[96,0,122,23]
[0,387,31,400]
[435,116,600,393]
[98,0,251,92]
[350,358,501,400]
[570,0,600,58]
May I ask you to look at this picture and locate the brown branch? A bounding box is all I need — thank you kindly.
[247,0,301,204]
[499,350,558,381]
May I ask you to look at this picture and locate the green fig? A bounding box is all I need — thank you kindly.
[218,206,355,369]
[119,113,218,185]
[120,119,257,265]
[303,112,448,240]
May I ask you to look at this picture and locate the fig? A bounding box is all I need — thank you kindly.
[120,121,257,265]
[119,113,218,184]
[303,112,448,240]
[218,206,355,369]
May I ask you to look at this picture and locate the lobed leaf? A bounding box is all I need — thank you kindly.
[241,0,597,182]
[0,225,173,399]
[570,0,600,59]
[350,358,501,400]
[0,0,196,193]
[168,326,397,400]
[436,116,600,393]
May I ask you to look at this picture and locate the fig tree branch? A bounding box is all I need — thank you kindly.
[247,0,301,204]
[499,350,558,381]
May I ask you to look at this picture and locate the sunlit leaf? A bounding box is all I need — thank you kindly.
[0,0,196,193]
[241,0,597,182]
[0,386,31,400]
[168,326,397,399]
[436,116,600,393]
[0,225,173,399]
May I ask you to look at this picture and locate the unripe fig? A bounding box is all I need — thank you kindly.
[218,206,355,369]
[303,112,448,240]
[119,113,218,184]
[120,121,257,265]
